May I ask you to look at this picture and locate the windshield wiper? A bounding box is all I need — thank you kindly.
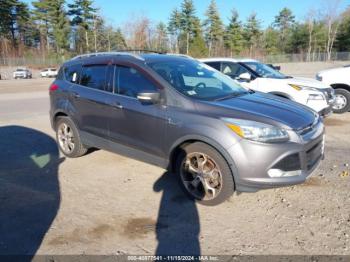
[214,92,247,101]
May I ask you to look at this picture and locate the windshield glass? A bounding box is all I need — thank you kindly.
[243,61,287,79]
[148,59,249,101]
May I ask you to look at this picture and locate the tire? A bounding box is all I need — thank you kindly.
[55,117,88,158]
[333,89,350,114]
[176,142,235,206]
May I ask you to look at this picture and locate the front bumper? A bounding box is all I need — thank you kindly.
[319,105,333,117]
[227,121,325,192]
[13,74,29,78]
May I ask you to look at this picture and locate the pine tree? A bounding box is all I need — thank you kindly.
[263,27,279,54]
[274,7,295,53]
[168,8,181,52]
[180,0,197,54]
[49,0,70,54]
[224,9,244,56]
[68,0,97,52]
[0,0,30,50]
[189,17,208,57]
[111,28,127,50]
[336,7,350,52]
[244,12,262,56]
[156,22,168,52]
[203,0,224,56]
[32,0,51,52]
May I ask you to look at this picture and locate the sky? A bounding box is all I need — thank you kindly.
[25,0,350,28]
[91,0,350,28]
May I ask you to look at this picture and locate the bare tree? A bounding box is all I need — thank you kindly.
[322,0,342,60]
[123,15,151,49]
[305,8,316,61]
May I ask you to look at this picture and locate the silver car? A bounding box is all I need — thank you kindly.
[13,68,32,79]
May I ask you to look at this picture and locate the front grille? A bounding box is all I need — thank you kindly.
[306,141,323,170]
[273,153,301,171]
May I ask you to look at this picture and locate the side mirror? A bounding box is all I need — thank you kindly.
[137,91,161,104]
[238,72,252,81]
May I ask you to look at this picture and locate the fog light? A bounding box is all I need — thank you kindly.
[268,169,302,178]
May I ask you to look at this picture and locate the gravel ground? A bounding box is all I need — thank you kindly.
[0,77,349,257]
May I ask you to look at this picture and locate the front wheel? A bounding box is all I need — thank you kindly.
[176,142,235,206]
[333,89,350,114]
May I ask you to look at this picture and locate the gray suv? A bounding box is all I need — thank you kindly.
[50,52,325,205]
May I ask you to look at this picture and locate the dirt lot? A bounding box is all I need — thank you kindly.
[0,78,349,257]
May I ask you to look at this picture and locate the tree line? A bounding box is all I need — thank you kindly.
[0,0,349,61]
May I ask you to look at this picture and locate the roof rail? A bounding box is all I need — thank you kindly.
[166,53,194,59]
[115,49,166,54]
[70,52,144,61]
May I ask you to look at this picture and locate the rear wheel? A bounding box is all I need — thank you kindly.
[176,142,235,206]
[333,89,350,114]
[56,117,87,158]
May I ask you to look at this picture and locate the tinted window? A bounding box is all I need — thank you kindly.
[243,62,287,79]
[81,65,107,91]
[222,62,250,79]
[64,64,81,83]
[148,60,248,101]
[116,66,157,98]
[56,67,64,80]
[205,62,221,71]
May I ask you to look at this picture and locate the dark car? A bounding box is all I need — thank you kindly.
[49,52,325,205]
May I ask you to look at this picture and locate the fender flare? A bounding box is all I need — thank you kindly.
[168,134,239,186]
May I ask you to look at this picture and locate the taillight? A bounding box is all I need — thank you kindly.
[49,84,59,92]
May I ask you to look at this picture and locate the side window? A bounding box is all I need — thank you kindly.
[80,65,108,91]
[56,67,64,80]
[222,62,250,78]
[205,62,221,71]
[115,66,157,98]
[64,64,81,84]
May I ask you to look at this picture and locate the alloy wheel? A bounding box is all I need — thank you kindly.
[333,94,347,110]
[57,123,75,154]
[180,152,223,201]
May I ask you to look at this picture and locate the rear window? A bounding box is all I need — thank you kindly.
[56,67,64,80]
[80,65,108,91]
[205,62,221,71]
[64,64,81,83]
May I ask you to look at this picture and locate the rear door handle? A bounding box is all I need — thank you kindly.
[112,102,123,109]
[71,92,80,99]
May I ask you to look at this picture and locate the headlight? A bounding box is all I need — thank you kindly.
[222,118,289,143]
[289,84,318,92]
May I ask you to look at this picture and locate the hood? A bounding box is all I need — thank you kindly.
[277,76,330,89]
[318,66,348,76]
[196,92,316,130]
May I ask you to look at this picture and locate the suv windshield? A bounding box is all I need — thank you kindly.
[243,61,288,79]
[148,59,249,101]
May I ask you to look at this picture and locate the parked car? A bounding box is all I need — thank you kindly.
[316,65,350,114]
[50,52,325,205]
[40,68,58,78]
[13,68,32,79]
[267,64,281,71]
[200,58,334,117]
